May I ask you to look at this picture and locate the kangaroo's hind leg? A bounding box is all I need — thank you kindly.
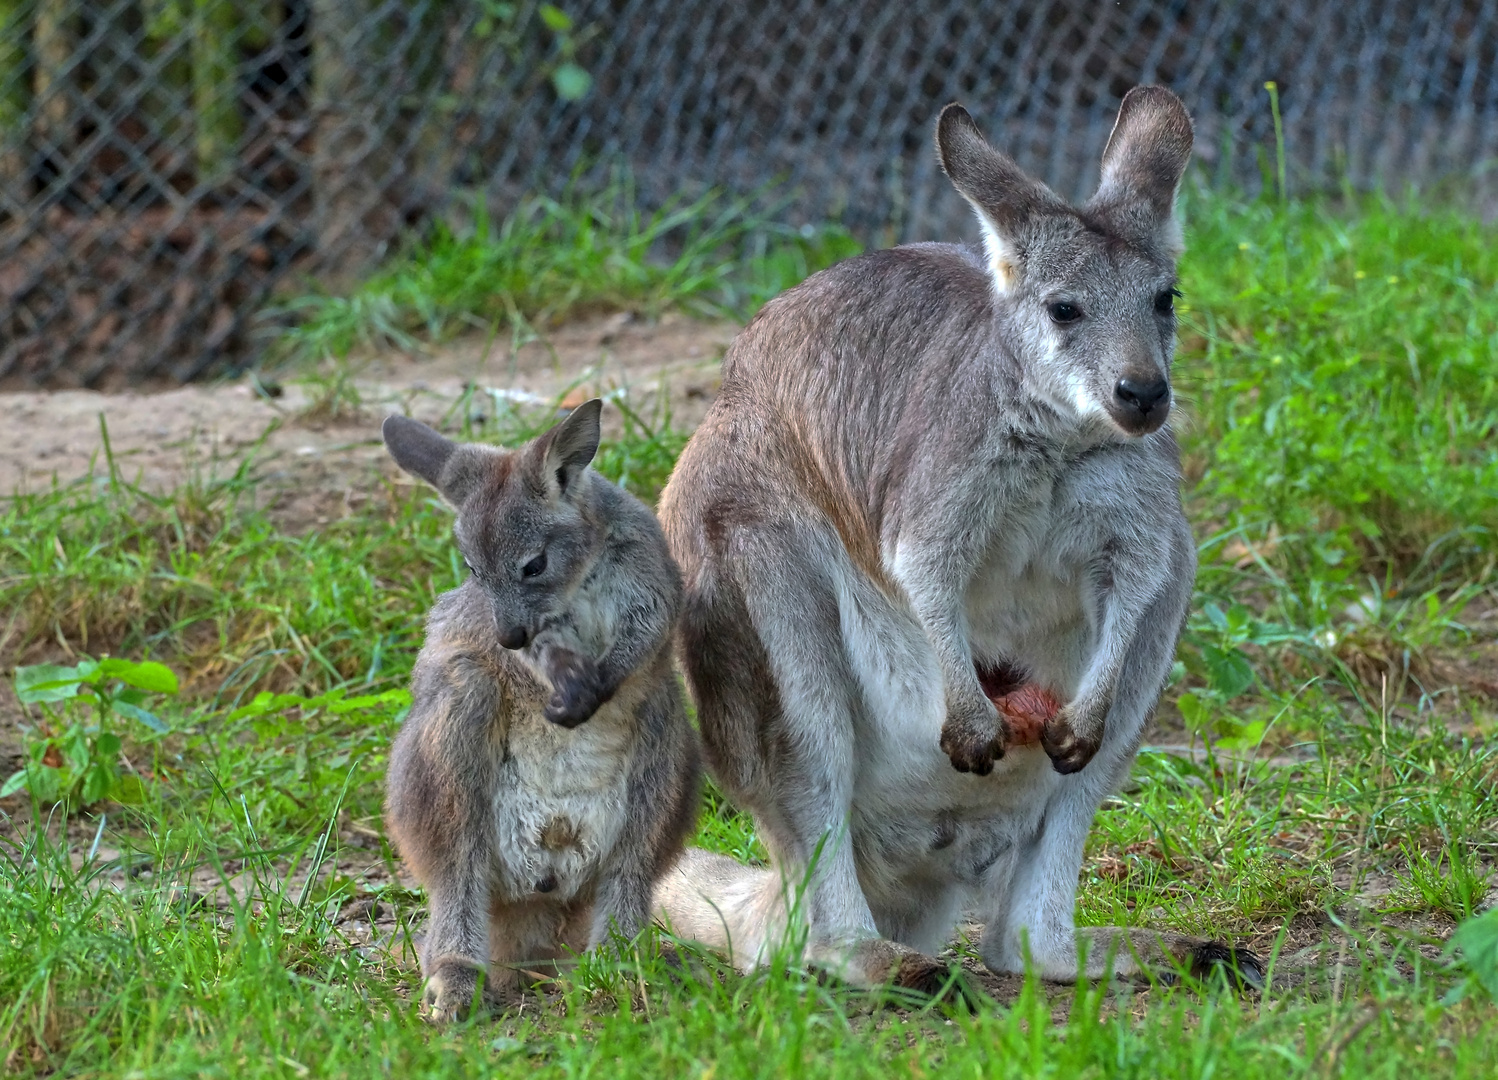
[393,753,498,1019]
[980,764,1261,988]
[978,580,1263,989]
[724,524,877,942]
[678,520,950,990]
[385,661,504,1022]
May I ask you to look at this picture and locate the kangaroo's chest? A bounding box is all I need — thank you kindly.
[489,704,636,904]
[963,466,1103,692]
[851,461,1106,892]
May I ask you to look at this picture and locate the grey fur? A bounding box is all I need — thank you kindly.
[382,404,700,1020]
[653,87,1260,989]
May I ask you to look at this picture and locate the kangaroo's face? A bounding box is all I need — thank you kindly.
[453,454,600,649]
[936,88,1195,439]
[382,402,606,650]
[1005,222,1180,436]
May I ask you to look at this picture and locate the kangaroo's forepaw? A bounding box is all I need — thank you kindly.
[422,960,489,1023]
[544,651,605,728]
[939,712,1009,775]
[1040,715,1101,774]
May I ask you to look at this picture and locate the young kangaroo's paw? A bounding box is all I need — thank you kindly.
[1039,708,1101,774]
[543,651,606,728]
[421,959,491,1023]
[939,698,1009,775]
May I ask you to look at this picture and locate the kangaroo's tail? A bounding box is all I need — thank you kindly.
[652,847,792,971]
[655,847,971,995]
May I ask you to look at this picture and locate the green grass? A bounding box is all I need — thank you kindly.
[1182,196,1497,567]
[11,809,1494,1079]
[277,176,861,362]
[6,822,1496,1079]
[2,190,1497,1077]
[1176,194,1498,749]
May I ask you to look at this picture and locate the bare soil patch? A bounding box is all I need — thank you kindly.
[3,313,736,520]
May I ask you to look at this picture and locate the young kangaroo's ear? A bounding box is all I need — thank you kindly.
[382,415,494,507]
[383,414,455,487]
[1087,86,1195,257]
[936,103,1068,290]
[536,398,603,498]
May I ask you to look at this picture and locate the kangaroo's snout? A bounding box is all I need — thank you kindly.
[1111,374,1170,434]
[498,625,531,650]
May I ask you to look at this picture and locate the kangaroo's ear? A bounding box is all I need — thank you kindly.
[1087,86,1194,258]
[936,103,1069,291]
[382,415,495,507]
[535,398,603,499]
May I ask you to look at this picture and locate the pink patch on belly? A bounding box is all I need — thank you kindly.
[988,684,1064,746]
[974,661,1064,746]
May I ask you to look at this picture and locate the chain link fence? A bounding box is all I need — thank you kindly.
[4,0,1497,386]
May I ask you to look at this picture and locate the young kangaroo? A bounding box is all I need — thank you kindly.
[382,401,700,1021]
[654,87,1261,993]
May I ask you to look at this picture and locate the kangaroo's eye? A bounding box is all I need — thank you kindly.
[1047,301,1082,324]
[522,552,547,578]
[463,559,476,575]
[1155,288,1182,315]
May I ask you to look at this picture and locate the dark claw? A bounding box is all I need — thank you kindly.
[893,955,986,1011]
[545,692,598,728]
[1040,722,1101,775]
[543,652,606,727]
[1189,941,1266,992]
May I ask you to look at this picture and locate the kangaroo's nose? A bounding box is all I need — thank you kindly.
[1114,376,1170,416]
[498,625,530,650]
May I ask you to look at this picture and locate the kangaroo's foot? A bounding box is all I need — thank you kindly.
[421,957,494,1023]
[810,937,983,1009]
[990,927,1265,993]
[1157,939,1265,991]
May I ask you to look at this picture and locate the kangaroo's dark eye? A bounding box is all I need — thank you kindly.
[1155,288,1182,315]
[522,552,547,578]
[1047,301,1082,324]
[463,559,476,575]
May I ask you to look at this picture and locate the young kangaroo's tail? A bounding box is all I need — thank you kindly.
[653,848,790,971]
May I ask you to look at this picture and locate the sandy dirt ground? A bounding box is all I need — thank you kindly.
[2,313,738,515]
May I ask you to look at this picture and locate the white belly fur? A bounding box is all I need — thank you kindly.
[843,548,1090,920]
[490,701,636,905]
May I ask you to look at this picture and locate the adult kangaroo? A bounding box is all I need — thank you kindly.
[654,87,1261,992]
